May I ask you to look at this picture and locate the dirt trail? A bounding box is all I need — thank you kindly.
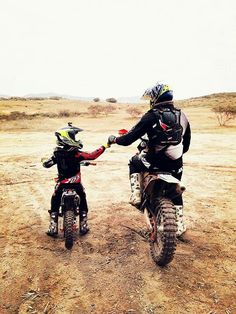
[0,110,236,313]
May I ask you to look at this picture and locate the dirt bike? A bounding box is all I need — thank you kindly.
[115,130,185,266]
[140,171,185,266]
[54,161,96,250]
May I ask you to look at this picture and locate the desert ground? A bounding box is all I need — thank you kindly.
[0,94,235,314]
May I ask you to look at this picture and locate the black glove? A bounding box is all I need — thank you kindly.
[41,158,55,168]
[108,135,117,145]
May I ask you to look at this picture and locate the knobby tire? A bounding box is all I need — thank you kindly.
[149,198,177,266]
[64,210,74,250]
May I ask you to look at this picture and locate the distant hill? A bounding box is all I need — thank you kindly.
[23,93,93,101]
[24,93,144,103]
[176,92,236,108]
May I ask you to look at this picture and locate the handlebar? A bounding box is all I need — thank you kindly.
[80,161,97,166]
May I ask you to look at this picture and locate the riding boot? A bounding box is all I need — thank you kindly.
[46,212,58,237]
[175,205,187,237]
[129,173,141,208]
[79,211,89,235]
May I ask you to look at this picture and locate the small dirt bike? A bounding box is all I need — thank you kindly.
[54,161,95,250]
[140,171,185,266]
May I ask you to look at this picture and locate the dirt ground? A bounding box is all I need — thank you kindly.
[0,98,235,314]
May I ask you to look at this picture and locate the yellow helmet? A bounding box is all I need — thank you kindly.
[55,122,83,148]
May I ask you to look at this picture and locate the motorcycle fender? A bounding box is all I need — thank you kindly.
[158,174,186,193]
[61,189,80,211]
[158,173,180,184]
[142,172,185,195]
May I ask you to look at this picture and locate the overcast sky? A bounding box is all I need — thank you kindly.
[0,0,235,100]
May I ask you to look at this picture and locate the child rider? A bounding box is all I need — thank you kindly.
[42,122,109,236]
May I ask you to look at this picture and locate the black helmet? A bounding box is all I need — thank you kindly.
[55,122,83,148]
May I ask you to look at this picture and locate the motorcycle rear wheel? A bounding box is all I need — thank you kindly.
[149,198,177,266]
[64,210,75,250]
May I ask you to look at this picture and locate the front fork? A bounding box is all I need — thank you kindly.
[144,198,165,242]
[144,207,157,242]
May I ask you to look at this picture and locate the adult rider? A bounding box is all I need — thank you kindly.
[108,82,191,237]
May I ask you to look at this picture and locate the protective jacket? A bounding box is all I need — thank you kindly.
[116,102,191,170]
[43,145,105,179]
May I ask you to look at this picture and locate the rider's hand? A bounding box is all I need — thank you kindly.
[108,135,117,145]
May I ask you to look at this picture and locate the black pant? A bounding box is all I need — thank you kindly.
[51,183,88,214]
[129,154,183,205]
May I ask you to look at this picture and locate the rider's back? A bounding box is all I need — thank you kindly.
[147,104,189,161]
[54,146,80,179]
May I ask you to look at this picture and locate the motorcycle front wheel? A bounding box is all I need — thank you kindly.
[149,198,177,266]
[64,210,75,250]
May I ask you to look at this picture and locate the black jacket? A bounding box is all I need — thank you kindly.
[116,102,191,170]
[43,145,105,179]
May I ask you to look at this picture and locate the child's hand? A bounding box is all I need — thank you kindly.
[102,143,111,149]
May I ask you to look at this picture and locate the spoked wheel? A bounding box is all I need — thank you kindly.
[64,210,75,250]
[149,198,177,266]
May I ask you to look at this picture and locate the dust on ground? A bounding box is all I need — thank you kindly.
[0,99,235,314]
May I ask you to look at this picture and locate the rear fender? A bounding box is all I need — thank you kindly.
[142,172,185,199]
[61,189,80,211]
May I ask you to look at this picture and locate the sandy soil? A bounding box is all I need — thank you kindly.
[0,99,235,314]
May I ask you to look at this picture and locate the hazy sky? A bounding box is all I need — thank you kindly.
[0,0,235,99]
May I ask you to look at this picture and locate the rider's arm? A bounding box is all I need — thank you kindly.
[180,111,191,154]
[183,123,191,153]
[115,113,152,146]
[42,155,57,168]
[75,146,106,161]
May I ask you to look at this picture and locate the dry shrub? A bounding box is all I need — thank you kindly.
[106,97,117,103]
[49,96,62,100]
[103,105,116,116]
[9,97,27,101]
[93,97,100,102]
[57,110,80,118]
[212,105,236,126]
[41,112,58,118]
[27,97,46,101]
[87,105,103,117]
[10,111,28,119]
[126,107,142,118]
[58,110,71,117]
[0,110,80,121]
[0,111,29,120]
[87,104,116,117]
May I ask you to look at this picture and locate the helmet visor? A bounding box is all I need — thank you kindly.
[141,88,152,101]
[141,94,152,101]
